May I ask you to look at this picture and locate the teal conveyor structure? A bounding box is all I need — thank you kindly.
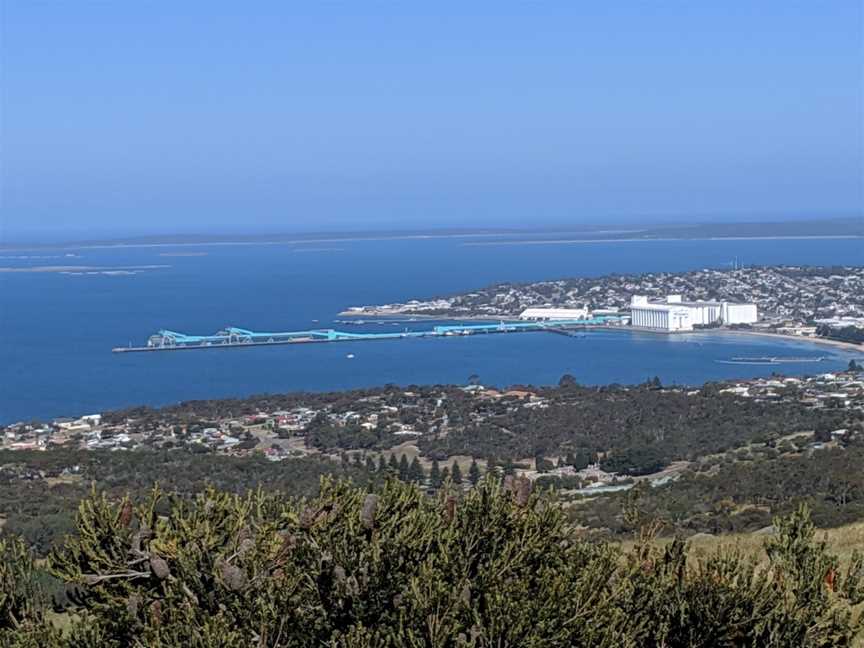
[112,317,622,353]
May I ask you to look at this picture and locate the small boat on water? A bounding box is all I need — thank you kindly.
[346,353,355,359]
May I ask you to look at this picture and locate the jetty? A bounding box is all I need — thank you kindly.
[112,317,621,353]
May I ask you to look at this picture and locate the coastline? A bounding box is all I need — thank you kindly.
[717,330,863,354]
[6,317,860,425]
[462,235,864,247]
[338,311,864,355]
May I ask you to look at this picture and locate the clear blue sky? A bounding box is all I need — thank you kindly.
[2,2,862,241]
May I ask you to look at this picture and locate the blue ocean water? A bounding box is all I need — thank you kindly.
[1,237,862,423]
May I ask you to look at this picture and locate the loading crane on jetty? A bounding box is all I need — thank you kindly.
[112,317,621,353]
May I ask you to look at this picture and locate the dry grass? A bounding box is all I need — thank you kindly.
[616,520,864,566]
[617,521,864,646]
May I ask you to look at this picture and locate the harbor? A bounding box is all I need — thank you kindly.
[112,317,623,353]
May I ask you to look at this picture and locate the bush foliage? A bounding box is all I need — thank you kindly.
[1,478,863,646]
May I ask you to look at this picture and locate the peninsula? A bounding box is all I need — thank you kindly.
[342,265,864,343]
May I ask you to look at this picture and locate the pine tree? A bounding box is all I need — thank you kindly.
[408,457,425,484]
[429,460,442,488]
[468,459,481,486]
[377,455,387,472]
[387,454,399,473]
[451,461,463,485]
[398,454,410,481]
[486,455,499,477]
[365,455,376,472]
[440,466,450,483]
[573,449,592,470]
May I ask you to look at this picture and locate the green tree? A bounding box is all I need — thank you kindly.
[572,448,592,470]
[814,422,833,444]
[398,454,410,481]
[408,457,425,484]
[558,373,578,388]
[429,459,442,488]
[450,461,463,485]
[534,454,553,473]
[468,459,481,486]
[486,455,499,477]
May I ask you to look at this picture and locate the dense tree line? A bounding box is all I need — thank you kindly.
[419,383,853,476]
[95,382,862,481]
[572,442,864,536]
[0,450,376,557]
[2,478,863,646]
[817,324,864,345]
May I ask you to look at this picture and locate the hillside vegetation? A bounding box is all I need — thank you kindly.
[2,478,863,647]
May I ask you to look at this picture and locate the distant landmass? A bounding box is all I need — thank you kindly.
[623,217,864,240]
[2,217,861,251]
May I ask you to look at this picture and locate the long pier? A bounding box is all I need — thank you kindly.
[112,318,620,353]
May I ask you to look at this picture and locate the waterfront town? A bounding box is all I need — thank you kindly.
[4,264,863,492]
[344,265,864,337]
[4,365,862,490]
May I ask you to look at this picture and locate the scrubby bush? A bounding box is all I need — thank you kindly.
[1,478,862,646]
[0,536,63,647]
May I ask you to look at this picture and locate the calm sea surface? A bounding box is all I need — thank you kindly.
[1,237,862,423]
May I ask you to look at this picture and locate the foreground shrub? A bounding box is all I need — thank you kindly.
[1,478,862,646]
[0,536,62,647]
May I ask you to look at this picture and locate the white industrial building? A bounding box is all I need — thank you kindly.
[630,295,758,331]
[519,307,588,321]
